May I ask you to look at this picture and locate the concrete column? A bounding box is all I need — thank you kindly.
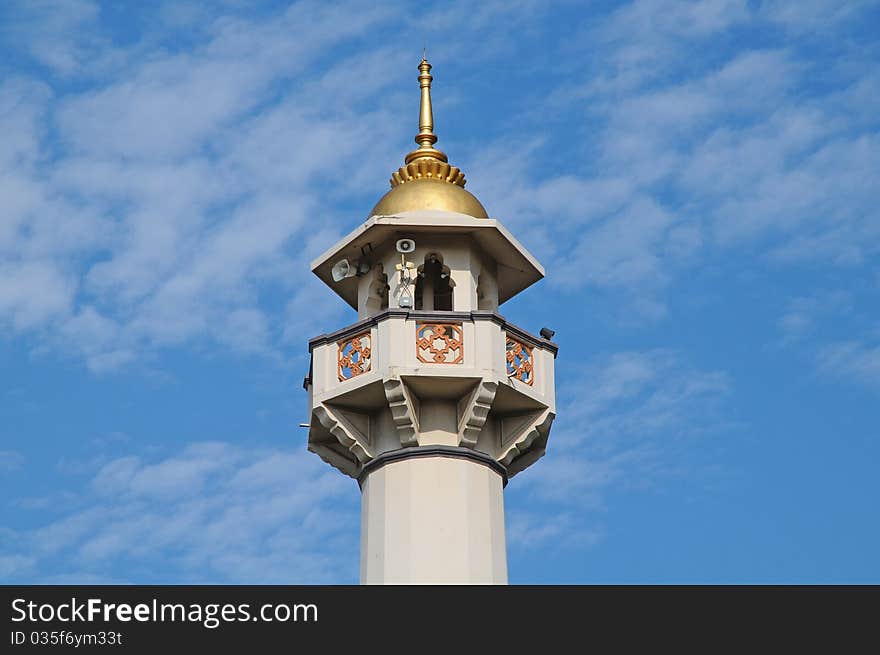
[360,454,508,584]
[421,271,434,310]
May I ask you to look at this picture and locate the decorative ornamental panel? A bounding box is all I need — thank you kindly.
[338,332,371,381]
[505,337,534,385]
[416,322,463,364]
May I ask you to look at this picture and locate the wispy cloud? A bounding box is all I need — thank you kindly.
[468,0,879,317]
[773,287,880,392]
[777,291,854,340]
[2,0,582,372]
[507,350,729,549]
[1,441,359,583]
[0,0,103,76]
[507,511,602,550]
[817,340,880,388]
[761,0,873,32]
[0,1,405,371]
[1,0,877,367]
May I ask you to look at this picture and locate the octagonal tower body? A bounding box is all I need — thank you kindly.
[304,60,557,584]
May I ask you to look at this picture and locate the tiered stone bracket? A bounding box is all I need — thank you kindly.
[457,380,498,448]
[313,404,372,467]
[383,378,419,447]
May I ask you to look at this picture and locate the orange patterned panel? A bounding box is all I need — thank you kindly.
[416,323,463,364]
[338,332,371,381]
[506,337,534,385]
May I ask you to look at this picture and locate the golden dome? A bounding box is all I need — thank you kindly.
[370,57,488,219]
[371,178,488,218]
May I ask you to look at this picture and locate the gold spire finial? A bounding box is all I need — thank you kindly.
[405,57,447,165]
[390,57,467,189]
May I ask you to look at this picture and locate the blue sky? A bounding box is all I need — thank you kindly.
[1,0,878,583]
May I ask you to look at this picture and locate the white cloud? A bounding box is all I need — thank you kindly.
[2,441,359,583]
[1,0,102,76]
[507,511,602,550]
[609,0,750,38]
[553,350,729,453]
[507,350,729,548]
[760,0,872,32]
[1,0,877,364]
[0,555,36,579]
[777,291,853,341]
[464,1,879,322]
[817,340,880,388]
[0,1,405,370]
[0,260,74,330]
[773,287,880,392]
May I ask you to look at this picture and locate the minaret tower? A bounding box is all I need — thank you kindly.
[305,58,557,584]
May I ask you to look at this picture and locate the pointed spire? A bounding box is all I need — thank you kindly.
[405,57,448,165]
[388,57,467,190]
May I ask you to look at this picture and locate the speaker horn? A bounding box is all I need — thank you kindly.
[331,259,356,282]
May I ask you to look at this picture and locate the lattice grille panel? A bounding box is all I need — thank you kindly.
[416,323,463,364]
[338,332,371,381]
[506,337,534,385]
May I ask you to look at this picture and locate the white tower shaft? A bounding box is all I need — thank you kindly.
[360,453,507,584]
